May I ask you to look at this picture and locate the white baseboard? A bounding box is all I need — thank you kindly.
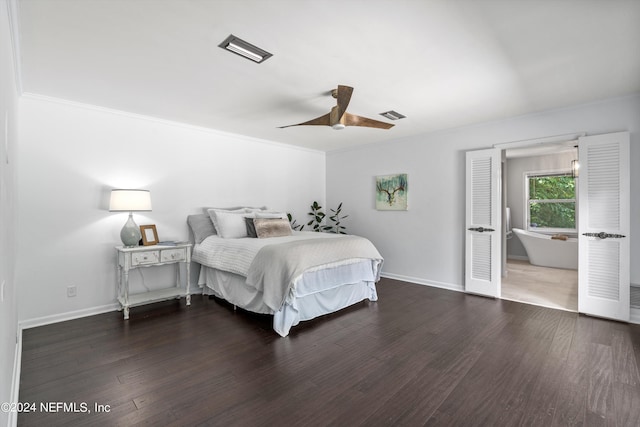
[381,272,464,293]
[19,303,119,330]
[630,307,640,325]
[8,303,119,427]
[8,327,22,427]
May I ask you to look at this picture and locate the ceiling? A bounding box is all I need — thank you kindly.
[15,0,640,152]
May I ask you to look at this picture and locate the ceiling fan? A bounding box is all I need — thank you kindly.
[279,85,394,130]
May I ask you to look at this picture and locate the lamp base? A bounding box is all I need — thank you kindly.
[120,213,141,247]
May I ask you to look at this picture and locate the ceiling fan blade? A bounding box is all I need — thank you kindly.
[278,113,331,128]
[344,113,394,129]
[335,85,353,120]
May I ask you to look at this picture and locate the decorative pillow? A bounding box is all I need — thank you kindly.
[253,218,292,238]
[245,217,258,238]
[187,214,216,243]
[208,209,254,239]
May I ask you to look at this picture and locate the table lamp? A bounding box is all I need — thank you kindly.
[109,189,152,247]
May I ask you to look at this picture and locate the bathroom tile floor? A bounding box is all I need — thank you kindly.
[502,259,578,312]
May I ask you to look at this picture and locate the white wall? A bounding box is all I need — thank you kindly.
[17,96,325,323]
[0,0,20,425]
[327,94,640,290]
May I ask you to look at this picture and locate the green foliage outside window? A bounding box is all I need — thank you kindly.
[528,175,576,229]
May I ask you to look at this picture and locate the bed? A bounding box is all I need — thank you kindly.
[188,208,383,336]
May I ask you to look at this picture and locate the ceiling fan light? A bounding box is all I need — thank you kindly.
[332,123,346,130]
[218,35,272,63]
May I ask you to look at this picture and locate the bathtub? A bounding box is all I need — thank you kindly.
[512,228,578,270]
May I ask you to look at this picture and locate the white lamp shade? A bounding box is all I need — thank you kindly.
[109,189,152,212]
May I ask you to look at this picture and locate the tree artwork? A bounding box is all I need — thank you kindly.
[376,174,408,210]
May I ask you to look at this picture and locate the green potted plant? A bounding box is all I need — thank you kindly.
[327,202,348,234]
[287,212,304,231]
[307,201,326,232]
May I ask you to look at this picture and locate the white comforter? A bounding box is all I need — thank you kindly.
[193,231,383,311]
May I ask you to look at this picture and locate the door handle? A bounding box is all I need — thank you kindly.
[468,227,495,233]
[582,232,626,239]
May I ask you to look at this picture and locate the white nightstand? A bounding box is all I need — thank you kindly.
[115,243,192,319]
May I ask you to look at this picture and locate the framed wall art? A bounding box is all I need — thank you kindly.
[376,173,408,210]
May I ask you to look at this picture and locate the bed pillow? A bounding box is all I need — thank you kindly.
[253,218,292,238]
[202,206,267,214]
[187,214,216,243]
[208,209,254,239]
[203,208,245,234]
[202,207,246,215]
[255,211,288,220]
[245,206,269,212]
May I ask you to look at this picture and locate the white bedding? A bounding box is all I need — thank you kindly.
[193,231,383,336]
[193,231,348,277]
[194,232,382,309]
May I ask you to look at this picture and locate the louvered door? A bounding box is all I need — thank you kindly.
[465,148,501,297]
[578,132,630,321]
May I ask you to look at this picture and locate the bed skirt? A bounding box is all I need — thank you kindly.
[198,261,378,336]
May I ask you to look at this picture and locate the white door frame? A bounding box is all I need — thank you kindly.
[493,133,585,296]
[485,131,630,321]
[464,133,585,298]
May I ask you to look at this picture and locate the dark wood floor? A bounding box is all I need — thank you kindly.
[18,278,640,426]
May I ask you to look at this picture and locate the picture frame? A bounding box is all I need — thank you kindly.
[376,173,408,210]
[140,224,159,246]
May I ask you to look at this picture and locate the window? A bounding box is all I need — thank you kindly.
[526,172,576,232]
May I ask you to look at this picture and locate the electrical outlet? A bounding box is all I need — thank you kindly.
[1,280,5,303]
[67,285,77,297]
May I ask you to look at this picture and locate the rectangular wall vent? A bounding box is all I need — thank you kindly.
[380,110,406,120]
[631,285,640,308]
[218,34,272,63]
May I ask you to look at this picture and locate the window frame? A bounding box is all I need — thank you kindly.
[524,169,577,234]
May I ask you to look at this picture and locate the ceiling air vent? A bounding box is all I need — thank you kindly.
[380,110,406,120]
[218,34,273,64]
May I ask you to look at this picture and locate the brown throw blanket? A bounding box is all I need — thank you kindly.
[245,235,383,311]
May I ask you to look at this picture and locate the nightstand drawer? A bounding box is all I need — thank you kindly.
[131,251,160,265]
[161,248,186,263]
